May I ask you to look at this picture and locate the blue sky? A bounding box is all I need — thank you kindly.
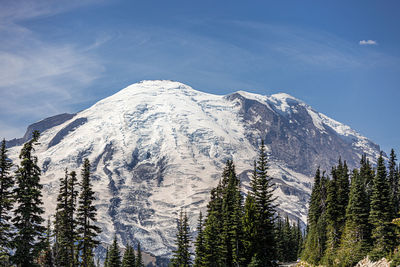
[0,0,399,154]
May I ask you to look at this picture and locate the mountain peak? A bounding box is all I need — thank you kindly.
[124,80,195,93]
[270,92,301,103]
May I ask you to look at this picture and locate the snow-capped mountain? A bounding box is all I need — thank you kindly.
[7,80,381,261]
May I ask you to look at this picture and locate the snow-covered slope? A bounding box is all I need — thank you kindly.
[7,80,381,261]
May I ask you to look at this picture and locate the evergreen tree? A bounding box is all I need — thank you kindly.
[12,131,46,266]
[108,235,121,267]
[0,139,14,253]
[323,166,342,265]
[76,159,101,267]
[275,217,284,262]
[202,184,224,266]
[284,216,296,262]
[336,159,350,231]
[135,242,144,267]
[67,170,78,267]
[250,140,277,265]
[275,215,299,262]
[171,210,191,267]
[54,169,70,266]
[295,219,303,258]
[360,154,374,201]
[194,212,205,267]
[388,149,399,215]
[359,154,374,245]
[40,218,54,267]
[122,244,136,267]
[337,169,370,266]
[220,160,244,266]
[369,152,396,260]
[242,193,257,266]
[302,168,328,264]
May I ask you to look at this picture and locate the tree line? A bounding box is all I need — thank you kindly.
[302,150,400,266]
[170,141,303,267]
[0,132,101,267]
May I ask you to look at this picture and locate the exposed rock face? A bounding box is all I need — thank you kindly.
[7,80,381,262]
[6,113,75,147]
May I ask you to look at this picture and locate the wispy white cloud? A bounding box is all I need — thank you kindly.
[0,0,104,139]
[359,40,377,45]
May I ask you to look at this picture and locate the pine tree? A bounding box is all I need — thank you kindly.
[0,139,14,253]
[122,244,136,267]
[388,149,399,215]
[323,165,342,265]
[242,193,257,266]
[54,169,70,266]
[171,210,191,267]
[275,217,284,262]
[220,160,244,266]
[108,235,121,267]
[302,168,328,264]
[76,159,102,267]
[369,152,396,260]
[283,216,296,262]
[67,170,78,267]
[360,154,374,201]
[295,219,303,258]
[40,218,54,267]
[337,169,370,266]
[135,242,144,267]
[202,184,224,266]
[194,212,205,267]
[359,154,374,245]
[12,131,46,266]
[250,140,277,265]
[336,159,349,231]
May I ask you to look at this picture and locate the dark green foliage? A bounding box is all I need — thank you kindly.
[67,170,78,266]
[323,167,341,265]
[0,139,14,257]
[388,149,399,215]
[122,244,136,267]
[302,168,328,264]
[135,242,144,267]
[108,235,121,267]
[171,210,191,267]
[242,194,257,266]
[39,218,54,267]
[360,154,374,201]
[194,212,205,267]
[302,152,400,265]
[12,131,46,266]
[54,169,71,266]
[197,160,246,267]
[248,140,277,265]
[220,160,244,266]
[275,216,299,262]
[77,159,102,267]
[337,169,370,266]
[369,152,396,260]
[54,169,79,267]
[202,183,224,266]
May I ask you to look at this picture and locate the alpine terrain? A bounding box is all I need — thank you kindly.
[6,80,382,262]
